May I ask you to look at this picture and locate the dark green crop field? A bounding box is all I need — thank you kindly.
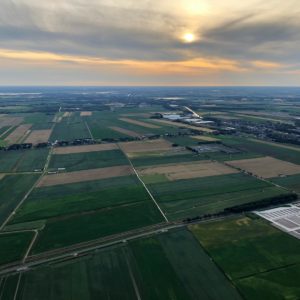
[271,174,300,193]
[190,216,300,299]
[11,177,152,224]
[4,247,137,300]
[50,113,91,141]
[0,174,39,225]
[23,112,54,130]
[0,231,34,265]
[48,149,128,171]
[147,173,285,220]
[31,201,164,253]
[157,229,242,300]
[129,236,191,299]
[0,148,49,172]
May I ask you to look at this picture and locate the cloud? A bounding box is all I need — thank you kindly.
[0,0,299,85]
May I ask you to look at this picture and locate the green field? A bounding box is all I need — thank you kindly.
[129,236,191,299]
[0,231,34,265]
[48,149,128,171]
[0,149,49,172]
[31,201,164,253]
[236,264,300,300]
[50,113,91,141]
[11,176,152,223]
[147,173,285,220]
[190,216,300,275]
[0,274,20,300]
[0,174,39,225]
[219,135,300,164]
[5,247,137,300]
[271,174,300,193]
[157,229,242,299]
[22,112,54,130]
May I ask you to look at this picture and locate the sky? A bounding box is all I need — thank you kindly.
[0,0,299,86]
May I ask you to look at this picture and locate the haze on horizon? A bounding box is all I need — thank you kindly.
[0,0,299,86]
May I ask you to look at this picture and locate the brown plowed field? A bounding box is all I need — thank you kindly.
[5,124,32,144]
[138,160,238,181]
[53,143,118,154]
[227,156,300,178]
[119,139,173,153]
[25,129,52,144]
[38,165,134,187]
[80,111,92,116]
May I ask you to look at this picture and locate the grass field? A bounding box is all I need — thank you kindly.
[0,231,34,265]
[0,174,39,225]
[11,176,152,223]
[147,173,284,220]
[0,149,49,172]
[48,149,128,172]
[190,217,300,279]
[31,201,164,253]
[236,264,300,300]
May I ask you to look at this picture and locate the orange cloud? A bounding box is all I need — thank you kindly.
[0,48,245,75]
[251,60,284,69]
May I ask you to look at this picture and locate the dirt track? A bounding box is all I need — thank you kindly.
[38,165,134,187]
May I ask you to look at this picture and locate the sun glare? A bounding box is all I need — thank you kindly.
[183,33,196,43]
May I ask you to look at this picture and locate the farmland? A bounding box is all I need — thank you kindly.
[190,216,300,299]
[147,173,287,220]
[0,174,39,224]
[1,87,300,299]
[0,148,49,172]
[48,149,128,172]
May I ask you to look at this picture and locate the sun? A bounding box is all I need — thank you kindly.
[183,33,196,43]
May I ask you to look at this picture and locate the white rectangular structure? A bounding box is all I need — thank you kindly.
[255,203,300,239]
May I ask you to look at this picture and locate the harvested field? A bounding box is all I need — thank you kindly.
[53,143,118,154]
[80,111,92,116]
[5,124,32,144]
[139,161,238,181]
[120,139,173,153]
[227,156,300,178]
[62,112,72,117]
[153,119,216,133]
[119,117,160,129]
[191,135,219,142]
[109,126,141,137]
[38,165,133,187]
[25,129,52,144]
[0,116,23,128]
